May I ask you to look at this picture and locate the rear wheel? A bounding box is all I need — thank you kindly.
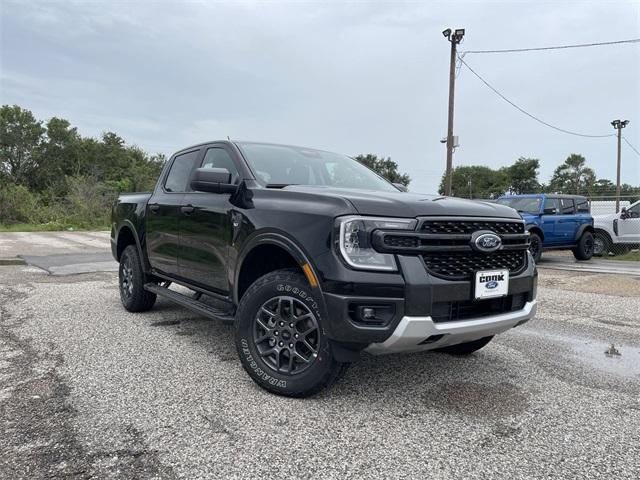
[435,336,494,355]
[528,233,543,263]
[572,231,594,260]
[593,231,611,257]
[119,245,156,312]
[234,269,347,397]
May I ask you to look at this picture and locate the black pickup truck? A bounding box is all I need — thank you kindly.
[111,141,538,397]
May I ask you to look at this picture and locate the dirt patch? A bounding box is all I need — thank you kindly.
[538,270,640,297]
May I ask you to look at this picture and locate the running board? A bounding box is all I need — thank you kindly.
[144,283,235,324]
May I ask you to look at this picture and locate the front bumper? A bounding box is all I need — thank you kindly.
[320,251,537,345]
[364,300,537,355]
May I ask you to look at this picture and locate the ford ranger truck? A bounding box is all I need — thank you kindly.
[111,141,538,397]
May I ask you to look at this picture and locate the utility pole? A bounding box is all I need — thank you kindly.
[611,119,629,213]
[442,28,465,196]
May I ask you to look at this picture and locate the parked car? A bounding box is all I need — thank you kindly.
[496,194,594,263]
[593,200,640,256]
[112,141,538,397]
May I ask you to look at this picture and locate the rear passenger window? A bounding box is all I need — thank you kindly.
[560,198,575,214]
[165,150,199,192]
[575,198,590,213]
[201,148,239,181]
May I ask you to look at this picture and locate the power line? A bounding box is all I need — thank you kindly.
[457,55,616,138]
[462,38,640,55]
[623,136,640,157]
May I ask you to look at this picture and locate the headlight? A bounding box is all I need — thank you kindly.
[336,216,416,271]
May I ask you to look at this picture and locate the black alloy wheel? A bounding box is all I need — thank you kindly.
[253,296,320,375]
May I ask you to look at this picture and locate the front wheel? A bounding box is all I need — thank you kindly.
[593,231,611,257]
[435,336,494,355]
[234,269,347,397]
[572,231,594,260]
[528,233,543,263]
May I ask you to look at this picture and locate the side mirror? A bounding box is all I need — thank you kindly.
[620,207,628,219]
[393,183,408,192]
[543,207,557,215]
[190,168,236,194]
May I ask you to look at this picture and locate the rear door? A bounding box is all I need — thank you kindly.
[556,198,578,242]
[177,144,241,293]
[146,148,201,276]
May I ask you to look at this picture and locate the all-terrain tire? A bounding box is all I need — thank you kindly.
[435,336,494,355]
[119,244,157,312]
[572,231,594,261]
[593,231,611,257]
[528,233,543,263]
[234,269,348,397]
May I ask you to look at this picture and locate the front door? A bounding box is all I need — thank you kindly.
[178,145,240,293]
[619,202,640,242]
[146,148,201,276]
[541,197,561,243]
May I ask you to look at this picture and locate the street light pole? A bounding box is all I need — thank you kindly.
[611,119,629,213]
[443,28,465,196]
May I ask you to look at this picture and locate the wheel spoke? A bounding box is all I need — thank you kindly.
[256,317,272,332]
[259,347,277,359]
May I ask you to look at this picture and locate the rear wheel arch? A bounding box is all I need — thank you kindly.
[116,224,138,261]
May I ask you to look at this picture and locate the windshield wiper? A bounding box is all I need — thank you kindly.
[265,183,298,189]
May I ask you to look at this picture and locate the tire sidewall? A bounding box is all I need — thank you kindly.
[235,272,336,396]
[529,233,542,263]
[119,245,148,310]
[577,231,594,260]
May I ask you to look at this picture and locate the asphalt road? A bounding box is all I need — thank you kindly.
[1,233,639,479]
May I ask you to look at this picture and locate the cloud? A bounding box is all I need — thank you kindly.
[1,0,638,193]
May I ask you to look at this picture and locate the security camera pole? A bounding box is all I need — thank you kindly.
[443,28,465,196]
[611,119,629,213]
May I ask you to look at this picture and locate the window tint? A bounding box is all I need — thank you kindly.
[627,202,640,217]
[560,198,575,214]
[545,198,561,214]
[575,197,590,213]
[201,148,238,181]
[165,150,199,192]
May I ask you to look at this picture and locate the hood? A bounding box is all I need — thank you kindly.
[593,213,618,224]
[283,186,522,219]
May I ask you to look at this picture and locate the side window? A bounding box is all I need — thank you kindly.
[545,198,561,214]
[560,198,575,215]
[575,197,590,213]
[627,203,640,218]
[201,148,239,182]
[165,150,199,192]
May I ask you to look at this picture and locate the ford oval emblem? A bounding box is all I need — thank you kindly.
[486,281,499,289]
[472,232,502,253]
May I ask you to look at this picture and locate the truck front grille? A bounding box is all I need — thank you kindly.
[431,292,528,323]
[420,220,524,235]
[421,250,527,280]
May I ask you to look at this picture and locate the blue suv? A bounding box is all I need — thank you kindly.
[496,194,595,262]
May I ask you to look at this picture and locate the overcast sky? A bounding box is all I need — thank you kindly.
[1,0,639,193]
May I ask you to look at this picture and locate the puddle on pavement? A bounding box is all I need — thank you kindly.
[514,329,640,379]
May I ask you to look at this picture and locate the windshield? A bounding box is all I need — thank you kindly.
[496,197,542,214]
[236,142,398,192]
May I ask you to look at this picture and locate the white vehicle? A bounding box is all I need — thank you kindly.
[593,200,640,256]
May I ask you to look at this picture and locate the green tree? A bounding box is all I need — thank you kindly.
[505,157,540,194]
[549,154,596,194]
[354,154,411,186]
[0,105,46,185]
[438,165,508,198]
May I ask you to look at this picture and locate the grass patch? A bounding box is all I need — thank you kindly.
[0,222,109,232]
[609,251,640,261]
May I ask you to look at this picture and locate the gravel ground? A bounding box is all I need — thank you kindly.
[1,265,639,479]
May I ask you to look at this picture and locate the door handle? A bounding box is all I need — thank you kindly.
[181,205,195,215]
[149,203,160,213]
